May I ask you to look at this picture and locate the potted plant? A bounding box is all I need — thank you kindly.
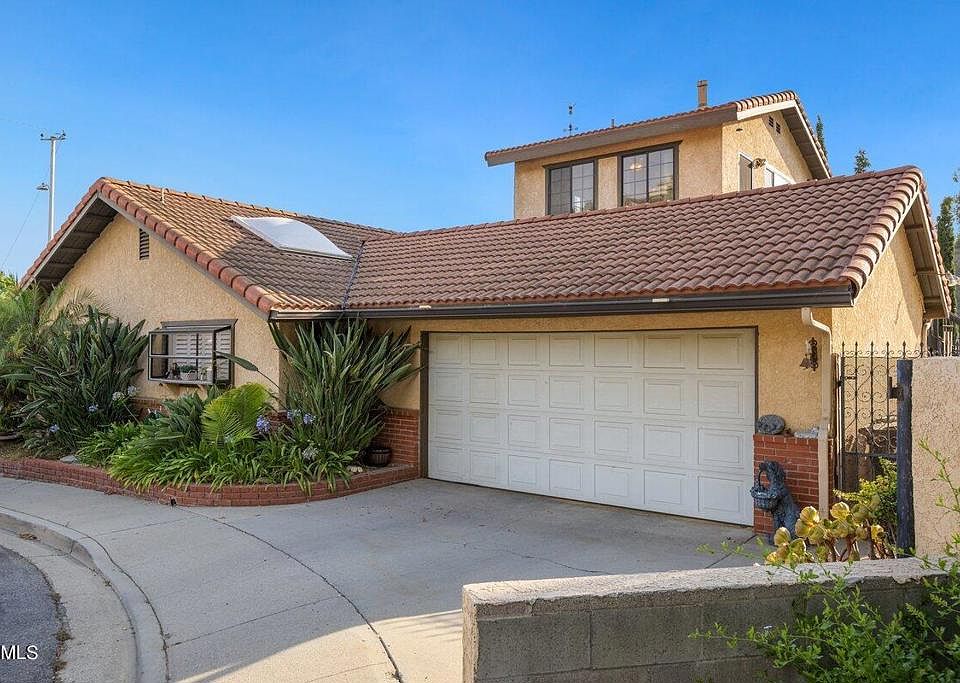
[365,445,392,467]
[180,364,198,381]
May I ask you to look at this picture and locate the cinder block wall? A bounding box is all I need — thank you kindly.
[463,559,940,682]
[911,357,960,556]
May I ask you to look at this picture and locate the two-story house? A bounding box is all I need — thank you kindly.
[22,84,949,532]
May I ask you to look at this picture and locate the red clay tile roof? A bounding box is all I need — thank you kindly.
[23,178,395,313]
[23,168,950,318]
[484,90,830,178]
[347,167,947,313]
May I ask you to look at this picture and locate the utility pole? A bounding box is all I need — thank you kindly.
[40,131,66,241]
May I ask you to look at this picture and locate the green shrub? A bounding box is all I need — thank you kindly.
[12,307,147,455]
[0,281,92,433]
[837,457,898,545]
[76,422,141,467]
[694,443,960,681]
[270,318,419,455]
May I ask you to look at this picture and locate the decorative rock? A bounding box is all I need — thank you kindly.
[347,465,364,474]
[793,426,820,439]
[756,414,785,435]
[59,455,77,464]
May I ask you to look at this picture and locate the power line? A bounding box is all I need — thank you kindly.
[1,187,45,273]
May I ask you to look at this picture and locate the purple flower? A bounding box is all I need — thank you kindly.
[48,424,60,434]
[126,385,138,397]
[286,409,301,421]
[87,404,98,413]
[255,415,271,435]
[111,391,124,402]
[301,413,315,426]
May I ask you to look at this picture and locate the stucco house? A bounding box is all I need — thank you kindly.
[21,86,951,532]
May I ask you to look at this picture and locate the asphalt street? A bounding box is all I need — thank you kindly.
[0,544,60,683]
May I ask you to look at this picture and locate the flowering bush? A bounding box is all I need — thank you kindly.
[11,307,147,455]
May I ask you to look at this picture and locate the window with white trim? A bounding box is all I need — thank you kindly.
[148,320,235,385]
[764,165,792,187]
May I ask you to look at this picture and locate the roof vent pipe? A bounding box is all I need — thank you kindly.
[697,80,708,109]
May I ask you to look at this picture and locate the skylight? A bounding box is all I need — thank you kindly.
[231,216,351,259]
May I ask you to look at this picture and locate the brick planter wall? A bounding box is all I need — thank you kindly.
[372,408,420,474]
[0,458,417,506]
[752,434,822,535]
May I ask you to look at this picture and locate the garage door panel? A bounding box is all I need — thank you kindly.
[469,335,501,366]
[548,375,586,409]
[507,336,540,367]
[429,330,755,524]
[432,334,465,366]
[506,414,540,448]
[594,334,635,368]
[594,420,633,462]
[594,464,633,504]
[697,427,750,470]
[594,376,633,412]
[643,334,686,368]
[431,371,465,403]
[698,379,746,421]
[469,373,500,405]
[548,417,585,451]
[507,454,542,491]
[431,408,464,441]
[642,377,686,416]
[549,459,587,497]
[468,412,501,445]
[549,335,586,367]
[468,449,500,484]
[642,469,690,510]
[697,475,750,523]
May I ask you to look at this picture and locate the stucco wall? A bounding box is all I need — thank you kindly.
[720,111,813,193]
[512,126,723,219]
[911,357,960,556]
[60,216,280,400]
[374,308,830,432]
[832,228,925,352]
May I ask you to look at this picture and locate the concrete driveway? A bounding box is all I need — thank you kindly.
[0,477,757,682]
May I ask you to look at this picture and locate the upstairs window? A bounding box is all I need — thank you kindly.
[621,146,676,205]
[738,154,753,191]
[764,165,792,187]
[148,320,235,386]
[547,161,595,215]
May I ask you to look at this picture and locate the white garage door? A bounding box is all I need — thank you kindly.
[427,329,756,524]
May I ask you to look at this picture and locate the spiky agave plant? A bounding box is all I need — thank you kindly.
[270,318,419,456]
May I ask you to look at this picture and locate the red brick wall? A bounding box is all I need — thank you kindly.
[0,458,416,506]
[372,408,420,474]
[752,434,821,535]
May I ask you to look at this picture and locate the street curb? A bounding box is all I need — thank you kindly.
[0,507,168,683]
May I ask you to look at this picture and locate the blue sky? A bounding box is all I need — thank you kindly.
[1,1,958,276]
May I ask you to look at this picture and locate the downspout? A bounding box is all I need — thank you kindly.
[801,307,831,516]
[922,320,932,356]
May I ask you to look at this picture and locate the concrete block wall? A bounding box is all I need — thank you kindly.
[463,559,940,682]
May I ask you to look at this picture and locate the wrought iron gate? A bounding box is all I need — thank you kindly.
[836,342,919,492]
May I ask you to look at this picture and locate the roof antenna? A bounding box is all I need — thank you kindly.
[564,104,577,135]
